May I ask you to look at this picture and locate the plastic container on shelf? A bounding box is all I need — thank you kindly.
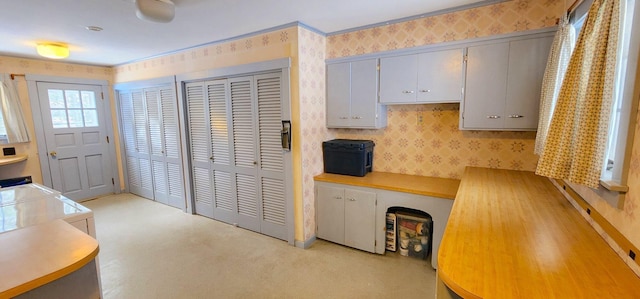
[322,139,374,177]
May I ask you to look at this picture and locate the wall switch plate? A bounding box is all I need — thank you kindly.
[2,147,16,156]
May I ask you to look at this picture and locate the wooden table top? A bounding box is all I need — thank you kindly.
[438,167,640,299]
[314,172,460,199]
[0,219,99,298]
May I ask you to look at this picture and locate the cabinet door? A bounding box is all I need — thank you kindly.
[326,63,351,127]
[504,37,553,129]
[344,189,376,253]
[417,49,464,103]
[463,42,509,129]
[317,185,345,245]
[350,59,379,128]
[379,54,418,104]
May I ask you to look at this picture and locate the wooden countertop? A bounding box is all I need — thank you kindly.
[0,154,28,166]
[0,219,99,298]
[314,172,460,199]
[438,167,640,298]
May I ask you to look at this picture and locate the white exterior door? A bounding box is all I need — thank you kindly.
[36,82,114,201]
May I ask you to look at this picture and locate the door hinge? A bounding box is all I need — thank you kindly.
[111,178,115,185]
[106,136,110,143]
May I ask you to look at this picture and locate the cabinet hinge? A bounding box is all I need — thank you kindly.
[375,199,377,206]
[106,136,110,143]
[376,64,380,71]
[375,240,377,247]
[111,178,115,185]
[463,55,468,62]
[101,92,104,100]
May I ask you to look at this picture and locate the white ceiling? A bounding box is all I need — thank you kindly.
[0,0,489,66]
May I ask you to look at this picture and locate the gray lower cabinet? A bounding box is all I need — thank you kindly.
[379,48,464,104]
[316,185,376,253]
[461,36,553,130]
[326,59,386,129]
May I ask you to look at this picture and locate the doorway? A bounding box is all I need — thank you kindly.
[27,76,118,201]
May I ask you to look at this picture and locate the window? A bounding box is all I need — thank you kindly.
[48,89,99,128]
[570,0,637,185]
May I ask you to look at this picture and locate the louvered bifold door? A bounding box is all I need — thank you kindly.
[255,73,287,240]
[145,88,169,205]
[207,79,237,224]
[119,91,143,197]
[229,76,260,233]
[131,90,155,199]
[185,81,214,218]
[160,86,185,209]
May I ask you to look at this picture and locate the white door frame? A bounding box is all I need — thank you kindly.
[26,74,120,195]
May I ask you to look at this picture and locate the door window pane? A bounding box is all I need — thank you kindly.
[51,110,68,128]
[83,110,99,127]
[68,110,84,128]
[81,91,96,108]
[48,88,100,128]
[48,90,65,108]
[65,90,81,108]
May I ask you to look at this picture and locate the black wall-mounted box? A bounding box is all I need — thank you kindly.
[322,139,374,177]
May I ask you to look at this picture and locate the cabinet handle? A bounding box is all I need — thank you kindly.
[486,115,501,119]
[347,198,356,201]
[352,116,362,119]
[335,196,342,199]
[402,90,415,94]
[419,89,431,93]
[508,114,524,118]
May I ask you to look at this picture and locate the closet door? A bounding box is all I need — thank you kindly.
[132,90,154,199]
[185,82,214,218]
[145,88,169,205]
[229,76,260,232]
[255,73,287,240]
[207,79,237,224]
[145,86,185,209]
[119,91,144,197]
[159,87,185,209]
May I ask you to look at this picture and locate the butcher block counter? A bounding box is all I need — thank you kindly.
[0,219,100,298]
[437,167,640,299]
[314,172,460,199]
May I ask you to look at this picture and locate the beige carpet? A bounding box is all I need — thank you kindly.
[83,193,436,299]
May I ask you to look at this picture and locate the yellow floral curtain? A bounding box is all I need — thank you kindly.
[536,0,621,188]
[534,15,576,155]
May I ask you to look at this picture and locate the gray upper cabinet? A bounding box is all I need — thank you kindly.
[380,48,464,104]
[461,36,553,130]
[326,59,386,129]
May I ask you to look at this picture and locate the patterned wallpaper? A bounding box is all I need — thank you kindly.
[328,0,562,179]
[113,27,299,82]
[297,28,332,242]
[335,104,538,178]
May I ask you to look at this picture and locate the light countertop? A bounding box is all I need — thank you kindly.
[437,167,640,298]
[314,172,460,199]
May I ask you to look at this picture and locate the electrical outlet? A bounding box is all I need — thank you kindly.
[630,250,636,260]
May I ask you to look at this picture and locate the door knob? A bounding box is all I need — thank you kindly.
[49,151,57,158]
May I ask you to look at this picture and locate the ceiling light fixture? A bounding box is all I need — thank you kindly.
[136,0,175,23]
[36,43,69,59]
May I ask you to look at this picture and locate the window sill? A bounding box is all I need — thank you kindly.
[600,180,629,193]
